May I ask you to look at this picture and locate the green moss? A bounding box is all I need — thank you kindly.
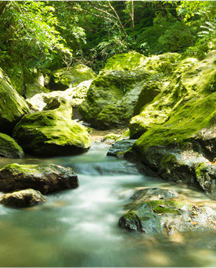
[144,53,180,74]
[0,73,30,135]
[53,64,96,88]
[13,101,92,156]
[124,211,137,221]
[133,90,216,159]
[130,54,216,140]
[103,133,120,141]
[0,133,24,158]
[138,200,191,215]
[104,51,146,71]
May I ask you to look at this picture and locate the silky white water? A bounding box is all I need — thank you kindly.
[0,143,216,267]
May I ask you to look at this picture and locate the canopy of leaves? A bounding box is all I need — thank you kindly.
[0,1,216,74]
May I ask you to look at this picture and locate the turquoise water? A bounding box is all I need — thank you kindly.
[0,143,216,267]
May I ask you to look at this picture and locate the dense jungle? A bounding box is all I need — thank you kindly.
[2,1,216,267]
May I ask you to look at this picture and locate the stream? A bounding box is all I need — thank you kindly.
[1,142,216,267]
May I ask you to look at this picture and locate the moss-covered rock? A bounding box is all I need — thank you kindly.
[127,51,216,194]
[130,53,216,139]
[119,188,216,234]
[0,132,24,158]
[79,52,179,129]
[0,163,78,194]
[26,79,93,112]
[51,64,96,90]
[0,188,47,208]
[13,97,92,157]
[0,68,30,135]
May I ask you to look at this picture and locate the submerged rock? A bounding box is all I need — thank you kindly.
[0,163,78,194]
[51,64,96,90]
[0,132,24,158]
[13,96,92,157]
[0,189,47,208]
[119,187,216,234]
[0,68,30,135]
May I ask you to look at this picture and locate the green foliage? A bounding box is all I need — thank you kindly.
[0,1,72,71]
[1,0,216,76]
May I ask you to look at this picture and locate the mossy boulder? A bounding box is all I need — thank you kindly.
[0,163,78,194]
[0,188,47,208]
[0,132,24,158]
[51,64,96,91]
[79,52,179,129]
[129,53,216,139]
[13,97,92,157]
[119,187,216,234]
[0,68,30,135]
[127,51,216,194]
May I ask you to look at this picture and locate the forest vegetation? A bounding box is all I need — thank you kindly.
[1,1,216,77]
[2,1,216,257]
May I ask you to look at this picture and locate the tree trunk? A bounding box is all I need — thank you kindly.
[107,0,128,41]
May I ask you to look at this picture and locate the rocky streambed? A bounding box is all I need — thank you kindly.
[1,49,216,265]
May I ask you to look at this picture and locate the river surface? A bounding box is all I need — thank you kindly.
[1,142,216,267]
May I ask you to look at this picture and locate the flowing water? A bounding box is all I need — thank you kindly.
[1,142,216,267]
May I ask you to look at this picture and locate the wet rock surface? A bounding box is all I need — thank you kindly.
[0,163,79,194]
[119,187,216,234]
[107,139,137,156]
[0,188,47,208]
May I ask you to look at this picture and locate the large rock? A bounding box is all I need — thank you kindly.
[0,68,30,135]
[0,132,24,158]
[13,96,92,157]
[0,163,78,194]
[78,52,179,129]
[0,189,47,208]
[51,64,96,90]
[127,51,216,195]
[119,187,216,234]
[26,79,93,112]
[129,56,214,138]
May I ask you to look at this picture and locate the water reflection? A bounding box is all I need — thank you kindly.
[0,143,216,266]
